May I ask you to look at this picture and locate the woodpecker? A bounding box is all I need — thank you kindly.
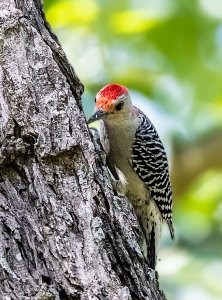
[88,84,174,269]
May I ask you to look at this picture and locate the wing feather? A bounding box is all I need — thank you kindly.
[131,108,174,239]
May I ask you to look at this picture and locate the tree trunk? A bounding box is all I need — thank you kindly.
[0,1,166,299]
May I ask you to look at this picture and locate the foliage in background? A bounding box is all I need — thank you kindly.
[44,1,222,299]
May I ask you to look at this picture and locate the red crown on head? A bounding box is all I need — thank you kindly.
[97,84,128,100]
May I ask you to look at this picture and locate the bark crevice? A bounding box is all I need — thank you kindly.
[0,1,167,299]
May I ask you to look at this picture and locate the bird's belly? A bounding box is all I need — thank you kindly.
[125,171,150,208]
[105,127,150,207]
[109,154,150,208]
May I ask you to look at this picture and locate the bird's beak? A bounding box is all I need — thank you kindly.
[87,109,108,124]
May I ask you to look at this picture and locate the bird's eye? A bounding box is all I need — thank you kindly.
[116,101,124,111]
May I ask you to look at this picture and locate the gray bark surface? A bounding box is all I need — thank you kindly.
[0,1,167,299]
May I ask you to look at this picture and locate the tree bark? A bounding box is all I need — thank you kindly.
[0,1,166,299]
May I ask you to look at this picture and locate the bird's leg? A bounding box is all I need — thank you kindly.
[107,166,127,196]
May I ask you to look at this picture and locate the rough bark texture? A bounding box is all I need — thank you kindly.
[0,1,167,299]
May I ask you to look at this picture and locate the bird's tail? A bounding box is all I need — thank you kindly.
[147,226,156,270]
[141,228,156,270]
[166,219,175,241]
[139,203,162,270]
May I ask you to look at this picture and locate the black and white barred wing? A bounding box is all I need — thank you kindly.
[131,110,174,239]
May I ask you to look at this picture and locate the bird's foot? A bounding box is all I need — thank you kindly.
[107,167,127,196]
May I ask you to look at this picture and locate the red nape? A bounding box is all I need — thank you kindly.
[98,84,128,100]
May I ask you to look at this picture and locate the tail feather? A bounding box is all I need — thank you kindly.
[166,219,175,240]
[137,203,162,270]
[147,226,156,270]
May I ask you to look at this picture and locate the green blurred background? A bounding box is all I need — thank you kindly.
[44,0,222,299]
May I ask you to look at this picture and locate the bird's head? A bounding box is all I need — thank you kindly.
[87,84,132,124]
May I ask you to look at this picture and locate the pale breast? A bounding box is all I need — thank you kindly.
[100,119,149,204]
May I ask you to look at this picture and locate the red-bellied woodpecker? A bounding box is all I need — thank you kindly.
[88,83,174,269]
